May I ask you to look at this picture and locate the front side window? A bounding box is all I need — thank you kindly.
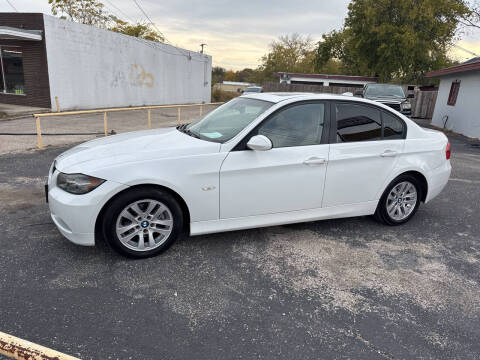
[255,103,325,148]
[336,103,382,142]
[187,97,273,143]
[0,46,25,95]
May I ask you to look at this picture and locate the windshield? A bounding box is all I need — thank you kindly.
[365,84,405,98]
[185,97,273,143]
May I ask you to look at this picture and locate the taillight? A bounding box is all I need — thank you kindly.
[446,142,451,160]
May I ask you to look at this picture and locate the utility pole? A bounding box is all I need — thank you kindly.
[200,43,207,54]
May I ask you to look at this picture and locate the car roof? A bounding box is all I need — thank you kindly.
[241,92,374,104]
[240,92,414,119]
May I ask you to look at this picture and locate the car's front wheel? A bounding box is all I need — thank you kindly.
[374,175,422,225]
[102,187,184,258]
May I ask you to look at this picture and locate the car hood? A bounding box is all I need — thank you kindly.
[366,96,406,104]
[55,127,221,173]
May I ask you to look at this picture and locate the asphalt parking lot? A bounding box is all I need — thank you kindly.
[0,130,479,359]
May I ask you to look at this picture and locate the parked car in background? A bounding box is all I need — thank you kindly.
[355,83,414,116]
[46,93,451,258]
[242,86,263,94]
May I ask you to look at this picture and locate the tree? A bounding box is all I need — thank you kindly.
[49,0,166,42]
[212,67,226,85]
[110,18,165,42]
[257,34,316,81]
[315,0,472,83]
[460,0,480,29]
[224,70,236,81]
[49,0,109,27]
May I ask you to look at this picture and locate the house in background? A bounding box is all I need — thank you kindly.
[213,81,253,93]
[0,13,212,111]
[274,72,378,88]
[427,57,480,139]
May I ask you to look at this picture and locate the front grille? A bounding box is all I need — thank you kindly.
[385,103,401,111]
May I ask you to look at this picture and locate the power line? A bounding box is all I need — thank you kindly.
[131,0,194,59]
[103,0,136,23]
[5,0,17,12]
[131,0,167,41]
[451,42,478,57]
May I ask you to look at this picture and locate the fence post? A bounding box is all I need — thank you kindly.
[55,96,61,112]
[147,109,151,129]
[177,107,181,125]
[35,116,43,150]
[199,104,203,117]
[103,112,108,136]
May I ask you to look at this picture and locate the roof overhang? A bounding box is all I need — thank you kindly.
[426,62,480,78]
[274,72,378,83]
[0,26,42,41]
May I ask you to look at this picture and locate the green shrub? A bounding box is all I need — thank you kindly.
[212,88,238,102]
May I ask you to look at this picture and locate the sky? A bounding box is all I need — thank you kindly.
[1,0,479,70]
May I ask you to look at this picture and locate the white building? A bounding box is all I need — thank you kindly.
[0,13,212,110]
[275,72,378,88]
[427,57,480,139]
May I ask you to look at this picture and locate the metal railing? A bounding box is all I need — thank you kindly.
[32,102,224,150]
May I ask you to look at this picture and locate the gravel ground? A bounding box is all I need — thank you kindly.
[0,128,479,359]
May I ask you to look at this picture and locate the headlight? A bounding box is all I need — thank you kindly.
[57,173,105,194]
[401,102,411,110]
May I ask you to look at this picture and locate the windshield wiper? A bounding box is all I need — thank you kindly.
[176,123,201,139]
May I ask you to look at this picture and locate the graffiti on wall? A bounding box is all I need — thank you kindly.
[130,64,154,88]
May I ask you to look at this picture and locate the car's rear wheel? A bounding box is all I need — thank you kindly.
[374,174,422,225]
[102,187,184,258]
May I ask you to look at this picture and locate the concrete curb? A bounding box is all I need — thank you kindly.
[0,331,80,360]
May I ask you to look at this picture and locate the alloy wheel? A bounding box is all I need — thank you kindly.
[386,181,418,221]
[115,199,173,251]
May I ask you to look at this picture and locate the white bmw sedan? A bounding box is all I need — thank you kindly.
[46,93,451,258]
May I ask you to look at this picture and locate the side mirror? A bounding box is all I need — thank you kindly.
[407,93,414,99]
[354,90,363,97]
[247,135,272,151]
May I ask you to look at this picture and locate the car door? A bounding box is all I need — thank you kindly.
[322,101,406,207]
[219,101,330,219]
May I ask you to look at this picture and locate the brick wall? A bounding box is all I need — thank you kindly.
[0,13,51,108]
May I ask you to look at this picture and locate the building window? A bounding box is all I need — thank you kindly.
[447,80,460,106]
[0,46,25,95]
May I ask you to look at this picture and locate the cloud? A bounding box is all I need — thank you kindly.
[3,0,479,69]
[450,40,480,62]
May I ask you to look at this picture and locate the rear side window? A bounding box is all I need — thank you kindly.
[335,102,405,142]
[336,103,381,142]
[382,111,404,139]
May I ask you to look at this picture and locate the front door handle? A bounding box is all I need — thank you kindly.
[303,157,327,165]
[380,150,398,157]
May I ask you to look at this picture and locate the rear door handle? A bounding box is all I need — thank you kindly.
[380,150,398,157]
[303,157,327,165]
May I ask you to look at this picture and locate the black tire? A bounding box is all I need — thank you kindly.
[374,174,422,226]
[102,187,184,258]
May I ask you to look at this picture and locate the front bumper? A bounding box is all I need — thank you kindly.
[47,170,128,246]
